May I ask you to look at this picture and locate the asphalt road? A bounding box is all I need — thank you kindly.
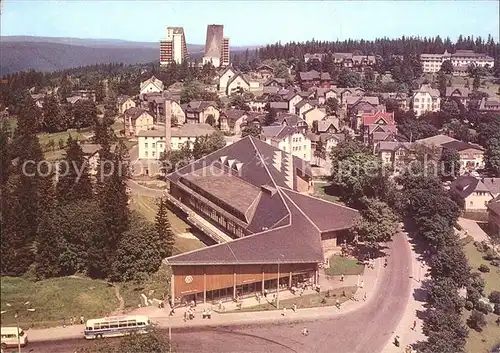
[26,233,412,353]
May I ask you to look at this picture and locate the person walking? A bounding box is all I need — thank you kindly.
[412,320,417,330]
[360,280,364,288]
[282,307,287,316]
[69,317,74,325]
[264,289,268,298]
[292,303,297,312]
[80,315,84,325]
[363,292,367,301]
[394,335,400,347]
[335,299,340,309]
[302,328,309,336]
[340,274,344,282]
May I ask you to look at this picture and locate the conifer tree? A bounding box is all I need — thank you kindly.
[155,197,175,258]
[35,166,61,279]
[56,135,93,202]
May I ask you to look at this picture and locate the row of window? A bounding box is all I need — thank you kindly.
[414,98,433,103]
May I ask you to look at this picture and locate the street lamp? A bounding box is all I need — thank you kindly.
[1,302,35,353]
[276,254,285,310]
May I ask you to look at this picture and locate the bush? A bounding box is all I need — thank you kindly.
[464,300,474,311]
[475,301,493,315]
[484,248,498,261]
[467,288,481,304]
[491,260,500,267]
[474,241,485,252]
[478,264,490,273]
[494,303,500,315]
[467,310,487,331]
[489,291,500,304]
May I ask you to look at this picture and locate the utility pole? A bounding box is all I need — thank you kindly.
[1,302,35,353]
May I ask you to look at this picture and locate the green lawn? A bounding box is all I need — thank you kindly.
[463,242,500,353]
[325,255,365,276]
[0,276,118,328]
[2,116,17,131]
[225,286,358,313]
[38,130,85,146]
[312,183,343,204]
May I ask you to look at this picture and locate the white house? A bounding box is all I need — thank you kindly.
[287,92,304,114]
[261,125,312,162]
[123,107,154,136]
[117,95,136,114]
[137,123,216,160]
[411,84,441,117]
[226,73,250,96]
[218,66,237,93]
[140,76,164,97]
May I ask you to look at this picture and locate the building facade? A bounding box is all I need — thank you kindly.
[160,27,188,65]
[420,50,495,73]
[202,24,230,67]
[411,84,441,117]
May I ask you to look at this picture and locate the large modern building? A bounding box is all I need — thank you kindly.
[202,24,230,67]
[420,50,495,73]
[164,136,359,305]
[160,27,188,65]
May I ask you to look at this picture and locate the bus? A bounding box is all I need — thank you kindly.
[1,327,28,349]
[84,315,152,340]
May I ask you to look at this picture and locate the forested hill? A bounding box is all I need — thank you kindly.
[258,35,500,60]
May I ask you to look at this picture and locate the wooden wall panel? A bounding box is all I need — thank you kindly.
[204,265,234,290]
[174,266,204,295]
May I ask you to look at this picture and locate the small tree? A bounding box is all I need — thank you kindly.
[241,125,261,138]
[439,148,461,180]
[473,74,481,90]
[440,60,454,74]
[325,97,339,115]
[155,198,175,258]
[205,114,216,127]
[467,310,487,331]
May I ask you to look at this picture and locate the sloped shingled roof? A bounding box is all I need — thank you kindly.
[166,136,358,265]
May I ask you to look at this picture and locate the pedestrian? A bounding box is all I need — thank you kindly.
[73,316,77,325]
[292,303,297,312]
[384,258,388,268]
[282,307,287,316]
[63,318,66,328]
[360,280,364,288]
[264,289,268,298]
[363,292,367,301]
[218,299,222,311]
[69,317,74,325]
[335,299,340,309]
[302,328,309,336]
[340,274,344,282]
[412,320,417,330]
[394,335,400,347]
[184,311,187,322]
[80,315,84,325]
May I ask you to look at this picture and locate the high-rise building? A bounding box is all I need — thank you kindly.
[202,24,230,67]
[160,27,188,66]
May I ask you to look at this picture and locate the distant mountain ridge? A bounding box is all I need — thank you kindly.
[0,36,259,75]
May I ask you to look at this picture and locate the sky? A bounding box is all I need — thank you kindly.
[1,0,499,46]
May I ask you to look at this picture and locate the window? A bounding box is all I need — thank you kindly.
[145,143,148,148]
[145,151,148,157]
[152,143,156,148]
[152,151,156,157]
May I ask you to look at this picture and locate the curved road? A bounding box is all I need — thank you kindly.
[27,232,412,353]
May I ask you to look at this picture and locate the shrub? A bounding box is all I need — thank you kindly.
[484,248,498,261]
[489,291,500,304]
[474,241,485,252]
[478,264,490,273]
[467,288,481,304]
[467,310,487,331]
[464,300,474,311]
[491,260,500,267]
[475,301,493,315]
[494,303,500,315]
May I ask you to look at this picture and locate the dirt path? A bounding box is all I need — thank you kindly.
[109,285,125,316]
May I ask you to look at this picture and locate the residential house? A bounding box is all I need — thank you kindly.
[360,111,396,145]
[317,117,340,134]
[411,84,441,117]
[315,88,339,105]
[286,92,304,114]
[304,53,326,63]
[263,86,280,95]
[487,196,500,237]
[117,95,136,114]
[445,86,471,107]
[182,101,220,125]
[441,140,485,171]
[302,107,327,127]
[79,143,117,177]
[376,141,414,167]
[478,97,500,112]
[351,55,376,72]
[298,70,333,90]
[31,93,45,108]
[247,96,267,112]
[123,107,154,136]
[255,64,274,79]
[137,123,216,160]
[140,76,164,97]
[71,90,96,102]
[261,125,312,162]
[339,87,366,106]
[263,77,287,88]
[141,92,185,125]
[380,92,409,112]
[226,73,250,96]
[269,101,289,112]
[241,112,266,130]
[274,112,308,132]
[295,99,318,116]
[219,109,248,134]
[217,66,237,93]
[449,176,495,212]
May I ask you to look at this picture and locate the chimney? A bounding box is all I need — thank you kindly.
[164,99,172,152]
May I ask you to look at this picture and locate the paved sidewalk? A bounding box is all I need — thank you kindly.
[382,233,428,353]
[28,258,383,343]
[458,217,490,242]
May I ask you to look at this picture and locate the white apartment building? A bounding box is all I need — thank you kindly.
[261,125,312,162]
[137,123,216,160]
[160,27,188,65]
[411,84,441,117]
[421,50,495,73]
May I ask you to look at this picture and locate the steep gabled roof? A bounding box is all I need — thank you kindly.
[227,72,250,87]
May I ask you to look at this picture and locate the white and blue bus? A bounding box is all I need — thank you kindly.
[84,315,152,340]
